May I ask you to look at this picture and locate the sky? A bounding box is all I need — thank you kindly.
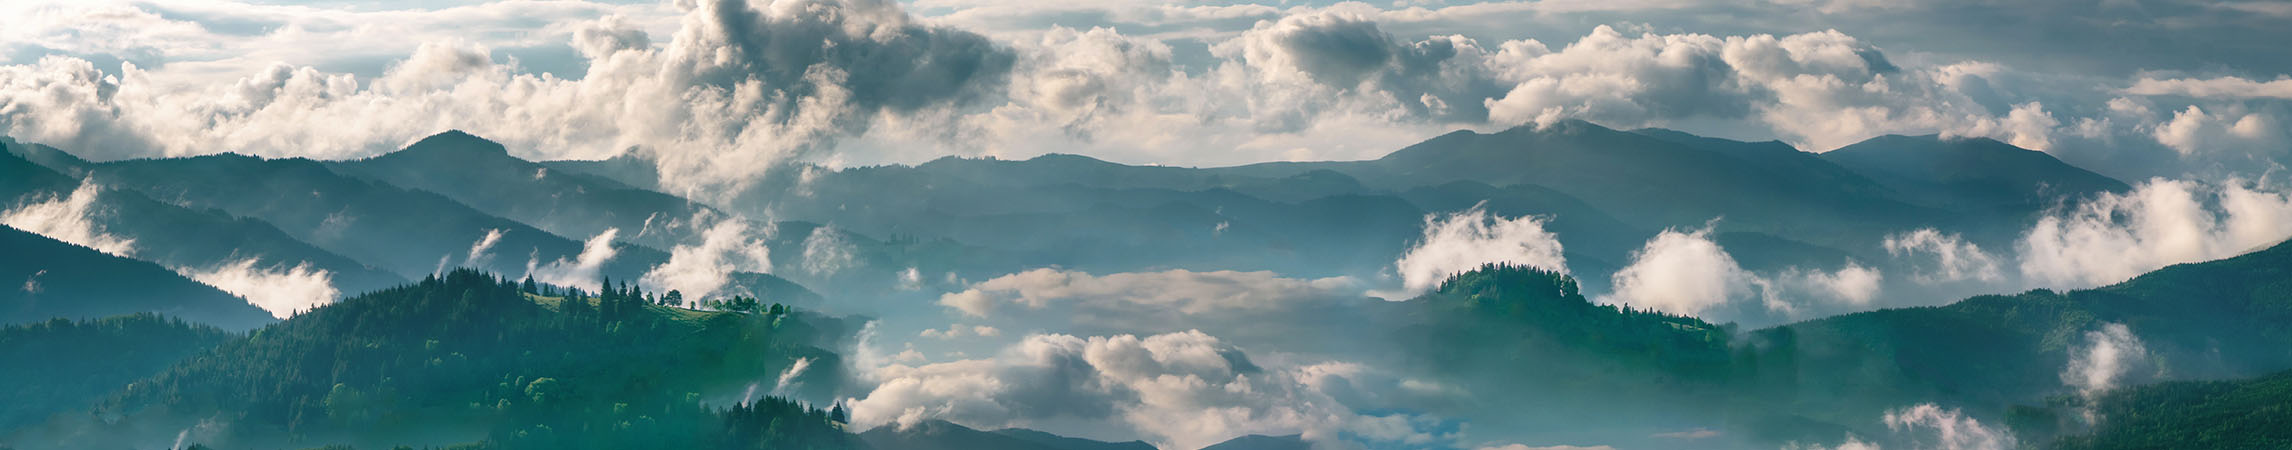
[2,0,2289,186]
[7,1,2292,448]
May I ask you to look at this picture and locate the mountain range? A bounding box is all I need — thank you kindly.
[5,120,2277,450]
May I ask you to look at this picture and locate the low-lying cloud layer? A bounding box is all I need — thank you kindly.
[846,330,1443,450]
[1,183,136,257]
[6,0,2287,184]
[179,258,339,319]
[939,268,1360,318]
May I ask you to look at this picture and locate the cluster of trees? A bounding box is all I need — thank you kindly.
[515,275,791,316]
[0,313,238,431]
[84,269,855,449]
[2007,369,2292,449]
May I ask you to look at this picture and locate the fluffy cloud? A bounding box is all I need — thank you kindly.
[921,325,1003,340]
[1786,262,1883,308]
[527,228,620,290]
[2149,106,2284,157]
[0,0,1014,198]
[1884,229,2003,283]
[642,217,773,299]
[1881,403,2014,450]
[1602,226,1884,321]
[2063,323,2148,399]
[1227,10,1508,125]
[800,226,857,278]
[179,258,339,319]
[938,268,1360,317]
[846,330,1441,450]
[1478,445,1617,450]
[2018,179,2292,288]
[1601,227,1760,318]
[1387,205,1568,299]
[1,182,135,256]
[3,0,2149,173]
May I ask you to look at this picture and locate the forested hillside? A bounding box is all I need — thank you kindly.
[6,270,860,450]
[0,314,238,432]
[0,225,274,329]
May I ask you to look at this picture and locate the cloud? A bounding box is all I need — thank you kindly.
[771,356,814,397]
[527,228,620,290]
[1789,437,1883,450]
[1478,445,1617,450]
[921,325,1003,340]
[1785,262,1883,308]
[1386,204,1568,299]
[179,259,339,319]
[846,330,1442,450]
[2125,76,2292,100]
[2150,106,2284,157]
[2,182,136,256]
[800,226,857,278]
[2064,322,2148,399]
[1884,229,2003,283]
[20,269,45,294]
[1881,403,2014,450]
[641,217,772,299]
[2018,178,2292,288]
[1225,10,1508,125]
[1601,225,1882,320]
[1600,227,1759,319]
[3,0,2123,173]
[0,0,1014,198]
[462,228,504,268]
[938,268,1360,318]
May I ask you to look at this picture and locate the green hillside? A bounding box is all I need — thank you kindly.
[19,270,859,450]
[0,313,238,432]
[0,225,274,330]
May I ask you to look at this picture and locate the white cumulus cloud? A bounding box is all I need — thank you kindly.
[938,268,1360,318]
[2019,178,2292,289]
[846,330,1442,450]
[1884,229,2002,283]
[1387,204,1568,299]
[642,217,773,299]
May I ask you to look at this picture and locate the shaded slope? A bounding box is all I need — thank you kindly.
[2,145,405,294]
[82,153,667,282]
[37,270,859,450]
[0,313,237,432]
[860,420,1076,450]
[2025,369,2292,450]
[331,131,715,251]
[1819,134,2128,211]
[1218,120,1942,247]
[0,225,273,330]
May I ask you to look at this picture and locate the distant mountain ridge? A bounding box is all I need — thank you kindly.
[0,225,273,330]
[332,130,714,252]
[1,145,406,297]
[1821,134,2129,211]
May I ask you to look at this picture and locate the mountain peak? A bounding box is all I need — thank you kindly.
[393,130,511,160]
